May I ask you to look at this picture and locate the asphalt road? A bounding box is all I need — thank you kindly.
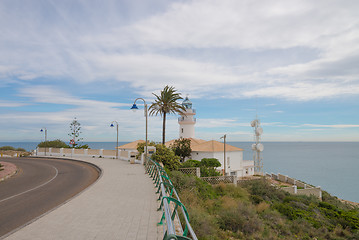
[0,157,99,238]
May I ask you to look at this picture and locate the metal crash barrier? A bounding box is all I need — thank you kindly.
[146,158,198,240]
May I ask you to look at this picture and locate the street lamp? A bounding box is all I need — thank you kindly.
[131,98,148,165]
[110,121,119,159]
[220,134,227,176]
[40,127,47,156]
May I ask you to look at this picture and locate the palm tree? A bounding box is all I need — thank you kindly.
[149,85,186,144]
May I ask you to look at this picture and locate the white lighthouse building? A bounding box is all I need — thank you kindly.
[120,95,255,178]
[178,96,196,138]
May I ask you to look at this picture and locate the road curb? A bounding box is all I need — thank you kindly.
[0,162,18,182]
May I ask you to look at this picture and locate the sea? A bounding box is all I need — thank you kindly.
[1,141,358,203]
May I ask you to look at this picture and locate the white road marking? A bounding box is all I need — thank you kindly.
[0,166,59,203]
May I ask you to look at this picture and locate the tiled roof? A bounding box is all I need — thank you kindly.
[117,140,145,149]
[165,138,207,149]
[165,138,243,152]
[191,140,243,152]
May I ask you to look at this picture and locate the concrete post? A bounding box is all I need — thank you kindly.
[84,149,88,156]
[60,148,64,156]
[99,149,103,157]
[232,176,237,186]
[196,167,201,178]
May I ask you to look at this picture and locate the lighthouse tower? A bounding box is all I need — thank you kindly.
[178,96,196,138]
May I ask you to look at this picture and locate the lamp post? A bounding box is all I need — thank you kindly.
[40,128,47,156]
[110,121,119,159]
[131,98,148,165]
[220,134,226,176]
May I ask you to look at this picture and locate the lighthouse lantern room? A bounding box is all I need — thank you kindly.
[178,96,196,138]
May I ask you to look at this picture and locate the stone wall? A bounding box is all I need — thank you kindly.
[267,172,321,200]
[298,187,322,199]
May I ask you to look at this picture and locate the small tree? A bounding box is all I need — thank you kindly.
[68,117,83,147]
[152,144,181,171]
[200,158,221,177]
[171,138,192,162]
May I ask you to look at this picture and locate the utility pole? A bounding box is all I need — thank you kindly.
[220,134,227,176]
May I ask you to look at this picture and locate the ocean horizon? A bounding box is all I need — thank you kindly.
[1,141,358,203]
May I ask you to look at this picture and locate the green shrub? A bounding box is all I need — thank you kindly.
[15,147,27,152]
[200,158,221,168]
[240,179,287,203]
[37,139,70,148]
[218,201,263,234]
[169,171,217,200]
[186,206,221,239]
[0,146,16,151]
[214,183,249,200]
[152,145,181,171]
[181,159,201,168]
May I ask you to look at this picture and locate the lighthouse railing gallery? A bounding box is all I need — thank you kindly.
[146,158,198,240]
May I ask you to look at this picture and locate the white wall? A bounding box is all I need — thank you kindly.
[190,151,243,173]
[179,108,196,138]
[179,123,195,138]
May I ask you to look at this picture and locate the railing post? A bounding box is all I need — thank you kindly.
[196,167,200,177]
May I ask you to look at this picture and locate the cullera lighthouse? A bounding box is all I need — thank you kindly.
[178,96,196,138]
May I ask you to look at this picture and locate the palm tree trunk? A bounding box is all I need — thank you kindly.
[162,112,166,144]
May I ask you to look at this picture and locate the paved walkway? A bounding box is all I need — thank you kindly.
[4,157,163,240]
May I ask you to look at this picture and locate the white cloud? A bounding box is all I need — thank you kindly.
[0,101,28,107]
[1,0,359,101]
[241,82,359,101]
[302,124,359,128]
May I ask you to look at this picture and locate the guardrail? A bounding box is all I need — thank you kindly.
[146,159,198,240]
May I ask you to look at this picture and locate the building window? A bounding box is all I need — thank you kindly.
[181,128,184,133]
[246,169,248,174]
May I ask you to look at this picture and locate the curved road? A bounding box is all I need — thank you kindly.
[0,157,99,238]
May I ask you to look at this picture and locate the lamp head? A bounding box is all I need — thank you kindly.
[40,129,43,132]
[110,123,114,127]
[131,103,138,112]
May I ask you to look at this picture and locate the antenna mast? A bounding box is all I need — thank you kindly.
[251,118,264,175]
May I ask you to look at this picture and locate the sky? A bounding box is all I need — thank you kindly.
[0,0,358,143]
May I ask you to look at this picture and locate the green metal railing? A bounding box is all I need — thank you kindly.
[146,158,198,240]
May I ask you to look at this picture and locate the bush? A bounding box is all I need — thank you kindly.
[0,146,16,151]
[15,147,27,152]
[37,139,70,148]
[169,171,217,200]
[200,158,221,177]
[151,145,181,171]
[240,179,287,203]
[181,159,201,168]
[218,201,263,234]
[200,158,221,168]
